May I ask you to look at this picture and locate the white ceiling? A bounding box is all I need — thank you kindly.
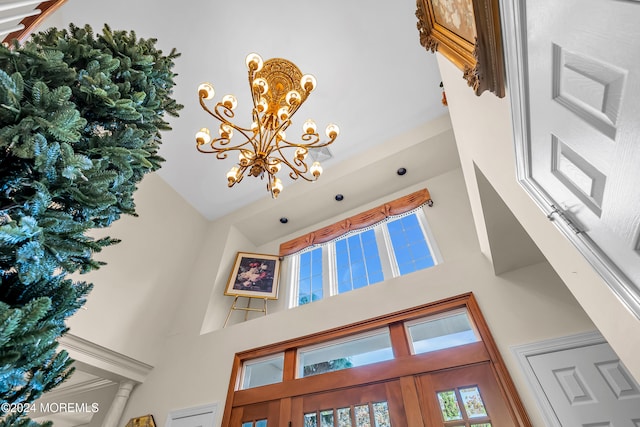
[47,0,449,228]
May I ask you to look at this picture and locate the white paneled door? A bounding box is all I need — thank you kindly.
[508,0,640,316]
[527,342,640,426]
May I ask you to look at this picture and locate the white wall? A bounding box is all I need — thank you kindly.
[116,162,595,427]
[436,52,640,383]
[67,173,208,365]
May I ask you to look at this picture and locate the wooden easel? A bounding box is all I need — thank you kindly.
[223,296,268,327]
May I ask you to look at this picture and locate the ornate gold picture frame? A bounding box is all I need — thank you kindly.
[125,415,156,427]
[416,0,505,97]
[224,252,281,300]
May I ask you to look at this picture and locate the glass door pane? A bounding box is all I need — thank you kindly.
[293,381,405,427]
[230,401,280,427]
[417,363,517,426]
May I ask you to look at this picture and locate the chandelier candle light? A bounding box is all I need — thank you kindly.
[195,53,339,198]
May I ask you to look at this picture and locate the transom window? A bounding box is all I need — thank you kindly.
[238,307,479,391]
[297,328,394,378]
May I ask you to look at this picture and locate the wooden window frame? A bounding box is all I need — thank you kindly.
[220,293,531,426]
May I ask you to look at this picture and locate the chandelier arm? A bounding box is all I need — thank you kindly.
[211,104,252,134]
[199,98,257,149]
[265,117,294,157]
[285,103,300,121]
[301,136,338,149]
[299,132,321,146]
[199,97,223,120]
[270,139,311,178]
[289,169,314,182]
[197,137,256,157]
[234,165,248,184]
[251,108,272,158]
[197,137,255,158]
[248,69,258,105]
[265,170,277,197]
[277,154,308,176]
[256,126,272,158]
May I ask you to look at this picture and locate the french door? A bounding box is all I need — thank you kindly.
[228,400,281,427]
[291,381,407,427]
[417,363,516,426]
[231,365,517,427]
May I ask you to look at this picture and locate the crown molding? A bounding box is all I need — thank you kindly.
[59,333,154,383]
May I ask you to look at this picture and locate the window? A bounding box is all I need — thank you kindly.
[334,229,384,293]
[405,309,480,354]
[240,353,284,390]
[288,209,440,307]
[387,213,436,275]
[279,189,440,308]
[297,247,323,304]
[237,307,480,390]
[297,328,393,378]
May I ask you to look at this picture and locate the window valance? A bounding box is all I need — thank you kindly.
[279,188,432,256]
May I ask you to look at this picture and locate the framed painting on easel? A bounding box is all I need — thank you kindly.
[224,252,280,300]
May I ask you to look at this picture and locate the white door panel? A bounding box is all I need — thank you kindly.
[528,342,640,426]
[503,0,640,316]
[528,0,640,285]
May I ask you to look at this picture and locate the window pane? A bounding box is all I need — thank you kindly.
[299,248,323,305]
[305,413,318,427]
[335,230,383,294]
[387,214,435,275]
[372,402,391,427]
[337,408,352,427]
[437,390,463,421]
[354,405,370,427]
[256,420,268,427]
[241,354,284,389]
[336,238,351,292]
[321,410,334,427]
[460,387,488,418]
[298,329,393,378]
[406,310,480,354]
[348,236,364,263]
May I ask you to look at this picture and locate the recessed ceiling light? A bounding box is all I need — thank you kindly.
[335,194,344,201]
[279,217,288,224]
[397,167,407,176]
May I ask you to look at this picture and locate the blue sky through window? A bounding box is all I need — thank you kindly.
[298,248,323,305]
[387,214,434,275]
[335,230,384,294]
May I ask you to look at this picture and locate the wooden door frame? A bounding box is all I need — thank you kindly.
[220,293,531,426]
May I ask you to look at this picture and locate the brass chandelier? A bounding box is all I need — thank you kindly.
[195,53,339,198]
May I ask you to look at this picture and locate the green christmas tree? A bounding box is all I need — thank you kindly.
[0,24,182,426]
